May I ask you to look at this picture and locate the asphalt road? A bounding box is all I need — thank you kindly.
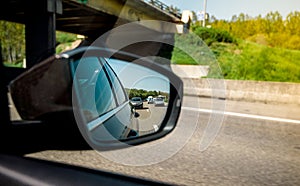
[8,96,300,185]
[135,102,167,136]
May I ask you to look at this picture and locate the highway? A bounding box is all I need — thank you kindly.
[22,96,300,185]
[135,103,168,136]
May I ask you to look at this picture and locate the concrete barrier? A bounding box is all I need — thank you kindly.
[182,78,300,104]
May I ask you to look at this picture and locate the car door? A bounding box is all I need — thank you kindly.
[71,56,138,143]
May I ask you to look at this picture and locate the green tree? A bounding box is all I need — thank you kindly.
[210,10,300,50]
[264,11,284,34]
[0,21,25,65]
[285,11,300,35]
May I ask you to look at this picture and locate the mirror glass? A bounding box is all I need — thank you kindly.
[72,56,170,142]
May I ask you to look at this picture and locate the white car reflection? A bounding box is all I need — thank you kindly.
[154,97,165,107]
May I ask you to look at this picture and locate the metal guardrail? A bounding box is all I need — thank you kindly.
[76,0,182,19]
[143,0,182,18]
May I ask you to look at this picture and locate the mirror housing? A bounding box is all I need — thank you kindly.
[8,46,183,150]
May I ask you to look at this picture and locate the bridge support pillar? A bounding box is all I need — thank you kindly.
[25,0,62,68]
[0,44,10,129]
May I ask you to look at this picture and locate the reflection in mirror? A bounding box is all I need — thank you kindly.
[72,56,170,143]
[108,58,170,137]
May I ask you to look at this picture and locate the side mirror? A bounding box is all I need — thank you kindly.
[9,46,183,150]
[71,47,183,150]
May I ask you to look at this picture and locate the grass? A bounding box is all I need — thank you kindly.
[171,34,217,66]
[171,34,300,83]
[212,41,300,82]
[3,60,24,68]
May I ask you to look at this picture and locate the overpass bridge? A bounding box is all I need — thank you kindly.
[0,0,190,126]
[1,0,186,67]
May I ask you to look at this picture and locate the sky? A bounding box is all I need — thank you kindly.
[162,0,300,20]
[108,58,170,93]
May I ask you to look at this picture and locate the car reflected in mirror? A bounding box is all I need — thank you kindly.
[130,97,143,109]
[9,46,183,150]
[154,97,165,107]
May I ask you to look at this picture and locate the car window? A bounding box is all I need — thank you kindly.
[132,97,140,101]
[72,57,117,121]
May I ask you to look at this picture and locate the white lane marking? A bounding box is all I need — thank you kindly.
[182,107,300,124]
[153,125,159,132]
